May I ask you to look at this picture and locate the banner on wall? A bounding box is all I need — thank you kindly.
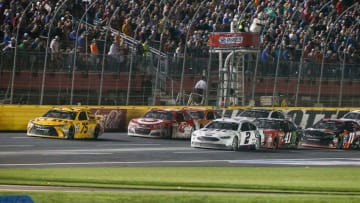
[208,32,260,48]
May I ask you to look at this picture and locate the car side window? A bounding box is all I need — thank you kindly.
[272,112,283,119]
[183,111,192,121]
[280,121,289,131]
[271,112,278,119]
[288,121,296,131]
[241,123,249,131]
[78,112,87,121]
[207,112,215,120]
[345,122,356,132]
[176,113,185,122]
[248,123,256,131]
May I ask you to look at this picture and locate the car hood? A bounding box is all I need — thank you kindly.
[134,118,170,125]
[194,128,237,137]
[233,116,256,122]
[31,117,70,125]
[303,128,336,139]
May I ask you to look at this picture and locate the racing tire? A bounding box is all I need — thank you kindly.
[166,126,172,139]
[351,138,359,150]
[189,127,195,139]
[253,137,261,151]
[232,136,239,151]
[272,138,278,150]
[93,125,100,140]
[67,125,75,140]
[294,137,301,149]
[336,136,343,149]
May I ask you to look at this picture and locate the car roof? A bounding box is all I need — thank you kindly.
[51,107,89,112]
[149,108,183,112]
[319,118,356,123]
[213,117,252,123]
[346,110,360,113]
[183,107,211,111]
[254,118,286,122]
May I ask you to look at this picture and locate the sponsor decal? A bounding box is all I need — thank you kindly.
[208,32,260,47]
[91,109,127,131]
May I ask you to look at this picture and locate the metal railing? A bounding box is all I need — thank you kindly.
[0,51,360,107]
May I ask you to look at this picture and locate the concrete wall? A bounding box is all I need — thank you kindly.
[0,105,358,131]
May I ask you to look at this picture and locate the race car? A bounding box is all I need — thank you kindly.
[234,108,286,121]
[184,107,221,128]
[27,107,104,139]
[128,108,198,139]
[191,118,264,151]
[301,118,360,149]
[341,110,360,125]
[253,118,302,149]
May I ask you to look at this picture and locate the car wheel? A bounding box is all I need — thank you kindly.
[294,137,301,149]
[189,127,195,139]
[67,125,75,140]
[351,138,359,149]
[272,138,278,150]
[167,126,172,139]
[254,137,261,150]
[93,125,100,139]
[232,136,239,151]
[336,136,343,149]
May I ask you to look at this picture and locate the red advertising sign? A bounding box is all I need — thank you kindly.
[208,32,260,48]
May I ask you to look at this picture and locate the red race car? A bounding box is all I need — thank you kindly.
[253,118,302,149]
[128,108,198,139]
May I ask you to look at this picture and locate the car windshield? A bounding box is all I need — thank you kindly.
[188,111,205,119]
[343,112,360,120]
[206,121,239,131]
[239,110,269,118]
[43,110,77,120]
[144,111,173,120]
[312,120,343,130]
[253,119,281,130]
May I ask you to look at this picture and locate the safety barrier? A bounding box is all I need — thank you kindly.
[0,105,358,132]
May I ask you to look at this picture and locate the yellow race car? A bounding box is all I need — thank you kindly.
[27,107,104,139]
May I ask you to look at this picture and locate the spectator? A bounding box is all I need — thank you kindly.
[121,17,133,37]
[89,39,100,70]
[261,44,274,76]
[107,35,121,72]
[194,76,207,104]
[49,35,61,70]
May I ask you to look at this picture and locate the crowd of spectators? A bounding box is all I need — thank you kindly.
[0,0,359,74]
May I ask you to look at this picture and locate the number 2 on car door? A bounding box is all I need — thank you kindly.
[244,132,251,144]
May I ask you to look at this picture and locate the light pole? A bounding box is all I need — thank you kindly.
[338,20,359,106]
[179,1,206,105]
[70,0,99,105]
[316,2,359,105]
[153,0,177,105]
[10,3,33,104]
[295,1,332,106]
[98,7,120,105]
[272,8,300,107]
[126,1,154,105]
[40,0,70,105]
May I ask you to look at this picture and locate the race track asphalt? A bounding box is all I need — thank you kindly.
[0,132,359,168]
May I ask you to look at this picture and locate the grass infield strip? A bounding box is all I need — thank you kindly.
[0,167,360,202]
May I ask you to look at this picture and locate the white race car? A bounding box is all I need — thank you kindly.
[191,118,264,151]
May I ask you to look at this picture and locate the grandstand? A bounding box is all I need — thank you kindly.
[0,0,359,107]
